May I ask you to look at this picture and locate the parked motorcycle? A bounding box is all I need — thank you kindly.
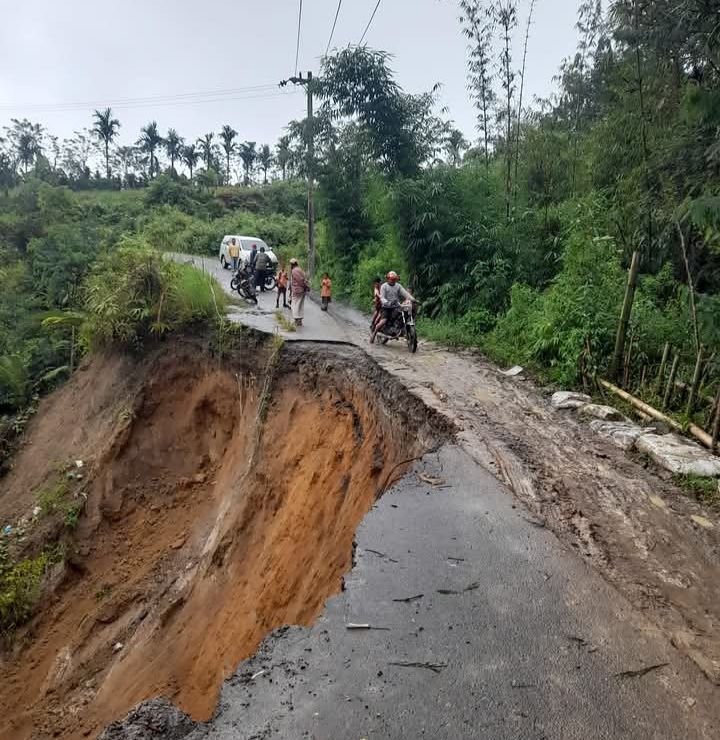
[260,266,277,292]
[231,267,258,304]
[373,300,418,353]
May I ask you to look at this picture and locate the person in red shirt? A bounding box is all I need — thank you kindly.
[320,273,332,311]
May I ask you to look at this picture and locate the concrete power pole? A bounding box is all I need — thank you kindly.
[280,71,316,279]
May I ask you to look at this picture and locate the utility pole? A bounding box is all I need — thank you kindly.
[280,71,316,279]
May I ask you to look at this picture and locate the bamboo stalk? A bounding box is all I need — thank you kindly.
[686,346,704,417]
[713,388,720,452]
[639,364,646,393]
[675,220,700,354]
[709,389,719,433]
[623,331,634,389]
[655,342,670,395]
[599,379,714,449]
[663,354,679,409]
[610,250,641,382]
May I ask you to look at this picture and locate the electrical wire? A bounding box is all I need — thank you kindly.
[0,89,301,115]
[325,0,344,57]
[0,84,288,113]
[294,0,304,76]
[359,0,383,45]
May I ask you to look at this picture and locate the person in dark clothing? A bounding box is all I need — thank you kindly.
[246,244,258,290]
[254,246,272,292]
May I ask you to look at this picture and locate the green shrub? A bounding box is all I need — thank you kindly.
[0,543,48,635]
[36,479,84,530]
[484,284,543,366]
[82,238,226,349]
[37,480,70,515]
[349,239,408,309]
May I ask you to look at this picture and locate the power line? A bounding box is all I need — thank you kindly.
[359,0,383,45]
[0,89,301,115]
[0,84,287,113]
[294,0,304,76]
[325,0,344,57]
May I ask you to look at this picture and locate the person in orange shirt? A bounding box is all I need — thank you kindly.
[276,264,289,309]
[320,273,332,311]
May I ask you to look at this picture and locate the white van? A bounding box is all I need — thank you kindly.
[218,235,278,269]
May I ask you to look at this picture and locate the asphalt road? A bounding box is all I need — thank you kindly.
[183,445,717,740]
[176,254,352,343]
[163,255,719,739]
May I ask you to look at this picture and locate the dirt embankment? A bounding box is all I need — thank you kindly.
[0,335,450,740]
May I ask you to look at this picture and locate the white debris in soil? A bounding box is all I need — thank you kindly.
[589,420,644,451]
[551,391,592,410]
[501,365,524,377]
[690,514,714,530]
[578,403,627,422]
[636,433,720,478]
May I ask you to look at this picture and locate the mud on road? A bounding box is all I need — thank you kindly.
[0,331,451,740]
[332,301,720,687]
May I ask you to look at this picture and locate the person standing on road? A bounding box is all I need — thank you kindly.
[247,243,258,289]
[320,273,332,311]
[276,264,289,309]
[255,246,271,293]
[228,238,240,271]
[290,258,309,327]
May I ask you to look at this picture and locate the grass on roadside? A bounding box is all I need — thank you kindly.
[274,310,296,333]
[83,239,228,349]
[673,473,720,507]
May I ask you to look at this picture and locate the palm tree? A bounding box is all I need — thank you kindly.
[138,121,163,178]
[238,141,257,185]
[219,125,238,184]
[92,108,121,179]
[197,133,215,171]
[258,144,273,184]
[182,143,199,181]
[17,132,38,174]
[8,119,44,175]
[165,128,183,176]
[276,136,291,180]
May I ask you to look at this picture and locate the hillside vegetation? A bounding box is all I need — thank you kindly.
[0,179,307,470]
[2,1,719,442]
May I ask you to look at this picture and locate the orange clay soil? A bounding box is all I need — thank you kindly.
[0,339,434,740]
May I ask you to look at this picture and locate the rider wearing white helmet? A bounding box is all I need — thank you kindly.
[371,271,415,343]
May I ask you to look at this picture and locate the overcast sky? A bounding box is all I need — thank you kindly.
[0,0,581,152]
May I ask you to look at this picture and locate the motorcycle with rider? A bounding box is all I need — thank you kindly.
[370,271,418,353]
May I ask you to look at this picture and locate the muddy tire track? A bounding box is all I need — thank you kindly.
[351,332,720,685]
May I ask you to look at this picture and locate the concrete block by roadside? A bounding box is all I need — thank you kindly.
[636,433,720,477]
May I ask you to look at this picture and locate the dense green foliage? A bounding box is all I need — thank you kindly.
[309,9,720,403]
[2,1,719,422]
[0,178,306,418]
